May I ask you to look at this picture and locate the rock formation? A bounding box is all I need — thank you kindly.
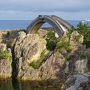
[0,29,90,89]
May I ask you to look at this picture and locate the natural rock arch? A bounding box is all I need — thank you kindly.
[26,15,73,37]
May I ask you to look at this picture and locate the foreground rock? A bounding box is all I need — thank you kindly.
[13,30,90,88]
[14,32,47,79]
[0,29,90,89]
[0,44,12,79]
[64,74,90,90]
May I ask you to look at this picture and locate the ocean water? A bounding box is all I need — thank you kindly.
[0,20,82,30]
[0,20,31,30]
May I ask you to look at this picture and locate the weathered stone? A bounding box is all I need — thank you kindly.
[14,34,47,79]
[64,74,90,90]
[0,44,6,51]
[17,31,26,41]
[75,59,88,73]
[70,31,84,50]
[38,51,65,81]
[0,44,12,79]
[0,59,12,79]
[0,29,90,88]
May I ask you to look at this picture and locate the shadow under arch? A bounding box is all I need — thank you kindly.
[26,15,73,37]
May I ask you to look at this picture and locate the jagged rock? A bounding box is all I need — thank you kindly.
[17,31,26,41]
[38,51,66,81]
[0,29,90,89]
[70,31,84,50]
[14,34,47,79]
[0,44,6,51]
[0,59,12,79]
[0,44,12,79]
[75,59,88,73]
[13,30,90,88]
[14,33,66,84]
[64,74,90,90]
[61,40,88,74]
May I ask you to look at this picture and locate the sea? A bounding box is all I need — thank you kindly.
[0,20,88,30]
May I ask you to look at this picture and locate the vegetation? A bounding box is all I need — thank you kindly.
[56,32,72,53]
[0,50,11,60]
[75,34,83,43]
[45,30,72,53]
[65,54,72,61]
[45,31,57,51]
[57,40,72,53]
[31,22,90,63]
[30,50,50,69]
[76,22,90,48]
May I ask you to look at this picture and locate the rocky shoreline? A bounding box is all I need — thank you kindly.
[0,29,90,89]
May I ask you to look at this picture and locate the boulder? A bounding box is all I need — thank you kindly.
[64,74,90,90]
[14,34,47,80]
[0,44,12,79]
[14,33,66,86]
[70,31,84,50]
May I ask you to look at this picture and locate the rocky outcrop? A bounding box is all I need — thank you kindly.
[64,74,90,90]
[14,32,48,80]
[13,30,90,86]
[0,30,19,79]
[0,43,12,79]
[0,29,90,89]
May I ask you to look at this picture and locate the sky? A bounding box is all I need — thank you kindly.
[0,0,90,20]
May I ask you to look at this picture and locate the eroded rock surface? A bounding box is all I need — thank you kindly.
[0,43,12,79]
[14,33,47,80]
[0,30,90,89]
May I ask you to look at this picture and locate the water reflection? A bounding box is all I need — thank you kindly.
[12,79,20,90]
[0,79,60,90]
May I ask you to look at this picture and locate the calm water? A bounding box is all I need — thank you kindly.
[0,79,60,90]
[0,20,31,30]
[0,20,84,30]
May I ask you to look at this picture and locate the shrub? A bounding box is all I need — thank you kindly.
[57,40,72,53]
[65,55,72,61]
[56,33,72,53]
[84,30,90,48]
[46,40,56,51]
[76,22,90,48]
[45,31,57,51]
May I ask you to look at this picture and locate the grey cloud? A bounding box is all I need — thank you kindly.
[0,0,90,12]
[0,0,90,20]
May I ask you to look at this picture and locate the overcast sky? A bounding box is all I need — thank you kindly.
[0,0,90,20]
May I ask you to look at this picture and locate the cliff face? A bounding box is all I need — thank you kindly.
[0,30,18,79]
[0,29,90,89]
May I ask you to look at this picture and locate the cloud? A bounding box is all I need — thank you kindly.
[0,10,90,20]
[0,0,90,12]
[0,0,90,19]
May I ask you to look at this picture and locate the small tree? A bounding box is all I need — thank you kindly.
[76,22,90,48]
[76,22,88,35]
[45,31,57,51]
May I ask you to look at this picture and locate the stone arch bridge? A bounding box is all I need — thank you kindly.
[26,15,73,37]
